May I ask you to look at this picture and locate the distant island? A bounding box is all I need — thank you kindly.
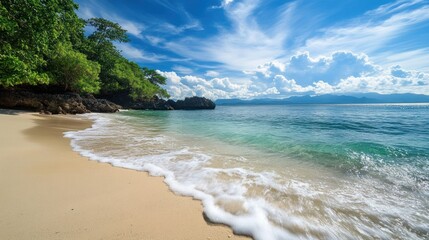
[216,93,429,105]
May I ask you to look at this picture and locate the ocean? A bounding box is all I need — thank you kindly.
[65,104,429,240]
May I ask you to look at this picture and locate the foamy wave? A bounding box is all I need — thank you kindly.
[63,114,317,239]
[64,113,429,240]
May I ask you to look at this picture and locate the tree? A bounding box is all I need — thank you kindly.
[48,43,101,93]
[86,18,129,44]
[0,0,83,87]
[141,67,167,85]
[0,1,170,99]
[84,17,169,99]
[109,58,170,100]
[82,18,128,93]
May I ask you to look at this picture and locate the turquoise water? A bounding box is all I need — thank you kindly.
[66,104,429,239]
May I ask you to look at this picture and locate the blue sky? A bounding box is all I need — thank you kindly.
[76,0,429,99]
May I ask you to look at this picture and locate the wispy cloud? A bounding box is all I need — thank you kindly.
[211,0,236,9]
[365,0,424,16]
[172,65,193,74]
[300,1,429,61]
[159,20,203,35]
[115,43,160,62]
[164,0,293,71]
[373,47,429,71]
[115,43,185,63]
[77,1,145,39]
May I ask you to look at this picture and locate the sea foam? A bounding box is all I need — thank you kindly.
[64,112,429,240]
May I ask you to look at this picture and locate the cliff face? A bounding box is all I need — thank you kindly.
[0,89,121,114]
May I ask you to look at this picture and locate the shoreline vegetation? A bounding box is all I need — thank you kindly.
[0,1,215,114]
[0,110,247,239]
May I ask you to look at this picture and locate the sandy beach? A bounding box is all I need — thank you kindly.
[0,110,248,240]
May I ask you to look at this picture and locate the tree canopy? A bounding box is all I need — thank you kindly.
[0,0,169,99]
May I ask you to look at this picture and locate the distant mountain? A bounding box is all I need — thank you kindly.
[216,93,429,105]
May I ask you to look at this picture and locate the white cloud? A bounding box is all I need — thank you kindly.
[115,43,187,63]
[159,20,203,35]
[164,0,292,71]
[365,0,424,16]
[158,71,182,84]
[211,0,236,9]
[273,75,313,93]
[77,3,145,39]
[261,87,280,95]
[300,2,429,63]
[211,77,241,92]
[245,60,287,78]
[158,71,259,100]
[115,43,161,62]
[304,64,429,95]
[373,48,429,72]
[159,51,429,100]
[205,70,220,77]
[145,35,164,46]
[223,0,235,6]
[119,20,145,38]
[172,65,193,75]
[285,51,379,86]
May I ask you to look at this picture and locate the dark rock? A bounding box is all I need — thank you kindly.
[169,96,216,110]
[102,92,215,110]
[0,89,121,114]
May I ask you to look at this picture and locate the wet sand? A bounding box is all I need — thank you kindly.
[0,110,249,240]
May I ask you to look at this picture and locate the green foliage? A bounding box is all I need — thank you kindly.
[86,18,129,44]
[141,67,167,85]
[84,18,169,99]
[48,43,101,93]
[109,59,170,100]
[0,0,170,100]
[0,0,83,87]
[82,18,128,94]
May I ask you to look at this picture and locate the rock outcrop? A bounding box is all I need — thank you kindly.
[0,89,215,114]
[103,93,216,110]
[167,96,216,110]
[0,89,121,114]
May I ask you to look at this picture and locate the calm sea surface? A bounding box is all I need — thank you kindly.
[66,104,429,239]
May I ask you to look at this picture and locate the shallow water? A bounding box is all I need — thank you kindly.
[65,104,429,240]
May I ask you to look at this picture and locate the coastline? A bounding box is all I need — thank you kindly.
[0,110,248,240]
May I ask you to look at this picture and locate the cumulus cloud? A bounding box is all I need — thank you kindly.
[328,66,429,94]
[273,75,313,93]
[158,51,429,100]
[284,51,379,86]
[245,60,286,78]
[158,71,259,100]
